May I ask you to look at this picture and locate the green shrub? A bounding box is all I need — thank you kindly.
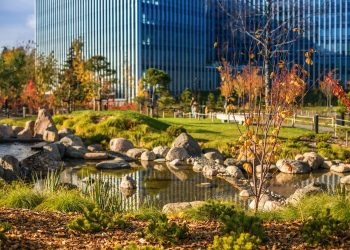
[210,233,261,250]
[144,213,188,244]
[0,222,11,240]
[315,133,332,143]
[316,141,330,150]
[0,183,45,209]
[301,209,348,246]
[166,125,187,138]
[188,200,236,221]
[115,242,163,250]
[36,189,93,212]
[67,206,128,233]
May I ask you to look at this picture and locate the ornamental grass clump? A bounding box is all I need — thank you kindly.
[210,233,261,250]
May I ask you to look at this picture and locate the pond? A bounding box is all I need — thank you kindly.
[0,142,38,161]
[61,160,350,211]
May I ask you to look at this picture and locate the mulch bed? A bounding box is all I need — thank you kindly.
[0,208,350,249]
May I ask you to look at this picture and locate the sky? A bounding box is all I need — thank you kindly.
[0,0,35,48]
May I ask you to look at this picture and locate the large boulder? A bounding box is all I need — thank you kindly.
[0,155,22,181]
[43,129,59,142]
[331,164,350,173]
[152,146,170,158]
[60,134,85,148]
[303,152,324,170]
[25,121,35,135]
[65,146,87,159]
[43,143,62,161]
[286,182,327,205]
[225,165,244,178]
[249,195,281,211]
[0,124,13,139]
[87,144,104,152]
[340,175,350,184]
[120,176,136,190]
[165,147,190,162]
[54,142,66,159]
[141,151,156,161]
[126,148,147,159]
[172,133,201,157]
[204,151,224,162]
[17,128,33,140]
[276,160,311,174]
[162,201,205,215]
[58,128,74,139]
[110,138,134,153]
[34,109,57,137]
[96,158,130,170]
[12,126,24,137]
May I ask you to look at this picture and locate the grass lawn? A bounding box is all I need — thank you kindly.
[160,117,309,149]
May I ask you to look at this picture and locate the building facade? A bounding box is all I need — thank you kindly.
[36,0,218,100]
[36,0,350,101]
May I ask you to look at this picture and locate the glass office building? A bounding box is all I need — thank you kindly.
[36,0,218,100]
[36,0,350,101]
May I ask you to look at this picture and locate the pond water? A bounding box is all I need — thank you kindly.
[0,142,37,161]
[61,160,350,211]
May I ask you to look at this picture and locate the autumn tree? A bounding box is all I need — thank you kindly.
[320,79,333,108]
[141,68,171,117]
[35,52,58,100]
[56,39,89,113]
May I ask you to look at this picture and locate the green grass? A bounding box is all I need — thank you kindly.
[0,117,35,127]
[159,118,308,148]
[0,183,45,209]
[36,189,93,212]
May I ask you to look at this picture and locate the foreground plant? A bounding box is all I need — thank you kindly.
[67,206,128,233]
[0,222,11,240]
[210,233,261,250]
[301,209,349,247]
[115,242,163,250]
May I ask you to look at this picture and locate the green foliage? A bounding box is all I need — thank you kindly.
[179,89,192,110]
[278,140,311,160]
[188,200,236,221]
[144,213,188,244]
[36,189,93,212]
[207,92,216,110]
[0,222,11,240]
[316,141,330,150]
[0,183,44,209]
[115,242,163,250]
[67,206,128,233]
[301,209,348,246]
[315,133,332,142]
[210,233,261,250]
[166,125,187,138]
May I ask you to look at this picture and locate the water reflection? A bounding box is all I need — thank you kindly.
[0,142,37,161]
[61,161,350,211]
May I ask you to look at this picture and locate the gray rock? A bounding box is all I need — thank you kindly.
[0,124,13,139]
[140,151,156,161]
[120,176,136,189]
[166,147,190,162]
[203,166,218,176]
[295,154,304,161]
[65,146,87,159]
[226,165,244,178]
[152,146,170,158]
[58,128,74,139]
[34,109,57,137]
[172,133,201,157]
[193,162,204,172]
[17,128,33,140]
[43,143,62,161]
[340,175,350,184]
[276,160,311,174]
[239,189,253,197]
[162,201,205,215]
[322,161,333,170]
[96,158,130,170]
[303,152,324,170]
[224,158,238,166]
[0,155,21,181]
[54,142,66,159]
[286,182,327,205]
[169,159,182,167]
[196,183,217,188]
[126,148,146,159]
[43,129,59,142]
[204,151,224,162]
[154,158,166,163]
[249,194,281,211]
[87,144,104,152]
[60,134,85,148]
[331,164,350,173]
[110,138,134,153]
[84,152,109,160]
[12,126,24,136]
[24,120,35,135]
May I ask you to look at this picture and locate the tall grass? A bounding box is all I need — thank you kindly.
[36,189,93,212]
[0,182,45,209]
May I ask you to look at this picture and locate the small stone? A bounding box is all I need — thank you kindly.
[166,147,190,162]
[87,144,104,152]
[84,152,109,160]
[239,189,252,197]
[96,158,130,170]
[120,176,136,189]
[225,165,244,178]
[140,151,156,161]
[331,164,350,173]
[203,166,218,177]
[110,138,134,153]
[152,146,170,158]
[193,162,204,172]
[126,148,147,159]
[196,183,217,188]
[169,159,182,167]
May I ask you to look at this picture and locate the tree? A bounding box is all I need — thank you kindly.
[21,80,40,113]
[141,68,171,117]
[180,89,193,112]
[207,93,216,111]
[320,79,333,108]
[135,79,149,113]
[57,39,89,113]
[35,52,58,99]
[86,55,115,111]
